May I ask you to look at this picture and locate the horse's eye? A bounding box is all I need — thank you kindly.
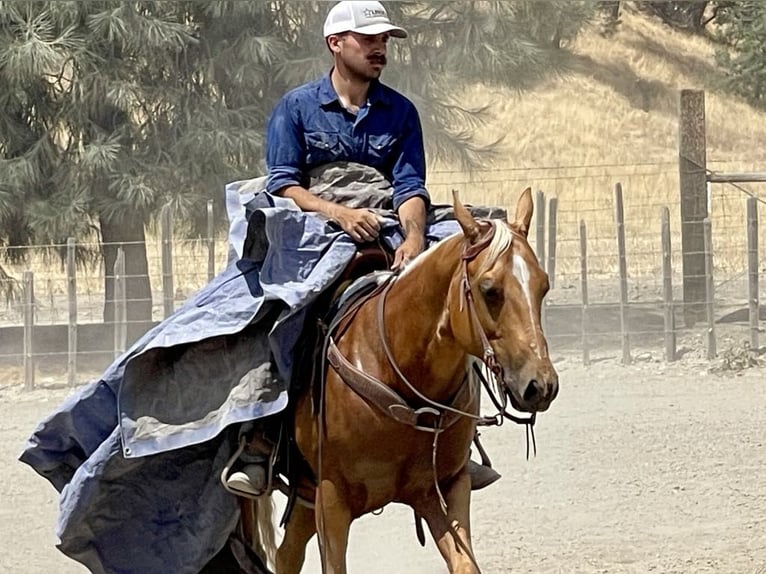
[479,279,504,305]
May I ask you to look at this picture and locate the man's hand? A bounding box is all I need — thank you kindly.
[330,205,381,243]
[278,186,382,243]
[392,234,425,270]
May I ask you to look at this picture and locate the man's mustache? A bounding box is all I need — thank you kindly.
[368,54,387,65]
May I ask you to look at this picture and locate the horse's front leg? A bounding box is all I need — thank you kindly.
[275,502,316,574]
[315,478,352,574]
[415,471,480,574]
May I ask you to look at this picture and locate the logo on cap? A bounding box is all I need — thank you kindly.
[363,8,386,18]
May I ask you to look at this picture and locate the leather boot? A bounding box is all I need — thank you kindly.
[468,459,501,491]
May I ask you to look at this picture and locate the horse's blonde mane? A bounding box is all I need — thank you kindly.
[474,221,514,277]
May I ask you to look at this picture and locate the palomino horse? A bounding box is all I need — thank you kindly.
[251,188,558,574]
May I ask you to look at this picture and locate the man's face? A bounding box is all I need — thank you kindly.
[330,32,389,81]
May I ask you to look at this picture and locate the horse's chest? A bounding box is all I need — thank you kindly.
[343,423,473,482]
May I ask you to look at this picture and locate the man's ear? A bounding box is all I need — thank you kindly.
[326,34,342,54]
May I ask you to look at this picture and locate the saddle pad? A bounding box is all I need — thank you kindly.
[327,270,394,324]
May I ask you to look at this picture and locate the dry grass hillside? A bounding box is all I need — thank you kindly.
[428,7,766,296]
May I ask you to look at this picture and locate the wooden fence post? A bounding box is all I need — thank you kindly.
[678,89,708,327]
[114,248,127,358]
[703,217,716,359]
[579,220,590,366]
[207,199,215,281]
[23,270,35,391]
[161,209,174,318]
[661,208,676,362]
[614,183,631,365]
[547,197,558,290]
[67,238,78,387]
[747,197,759,351]
[535,190,546,268]
[48,278,56,324]
[534,190,547,333]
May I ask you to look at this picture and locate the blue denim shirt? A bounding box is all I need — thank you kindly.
[265,73,429,211]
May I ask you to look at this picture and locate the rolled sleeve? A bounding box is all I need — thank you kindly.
[265,96,305,194]
[391,104,430,212]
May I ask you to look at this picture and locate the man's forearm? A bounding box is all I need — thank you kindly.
[397,196,427,240]
[277,185,342,220]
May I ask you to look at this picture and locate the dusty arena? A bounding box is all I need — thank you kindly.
[3,349,765,574]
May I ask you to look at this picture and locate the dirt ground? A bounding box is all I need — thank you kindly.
[2,350,766,574]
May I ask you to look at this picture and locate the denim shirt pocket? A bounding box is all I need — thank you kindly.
[367,134,398,164]
[305,132,341,165]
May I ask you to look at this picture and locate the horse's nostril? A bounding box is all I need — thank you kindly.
[523,380,539,402]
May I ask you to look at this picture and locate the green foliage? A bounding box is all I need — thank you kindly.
[713,2,766,109]
[0,0,596,256]
[636,1,711,34]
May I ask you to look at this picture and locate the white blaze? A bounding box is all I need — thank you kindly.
[512,254,542,358]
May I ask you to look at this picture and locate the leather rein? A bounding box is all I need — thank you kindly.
[326,220,536,452]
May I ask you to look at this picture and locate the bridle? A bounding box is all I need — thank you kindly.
[377,220,536,432]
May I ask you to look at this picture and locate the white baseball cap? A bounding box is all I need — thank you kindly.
[323,1,408,39]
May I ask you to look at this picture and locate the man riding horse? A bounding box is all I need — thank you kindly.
[20,3,556,573]
[225,0,501,499]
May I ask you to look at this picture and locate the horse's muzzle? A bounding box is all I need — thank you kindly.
[506,365,559,413]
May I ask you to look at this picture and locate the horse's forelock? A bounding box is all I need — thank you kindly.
[474,221,514,277]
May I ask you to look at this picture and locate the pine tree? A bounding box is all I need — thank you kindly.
[0,1,595,329]
[714,2,766,109]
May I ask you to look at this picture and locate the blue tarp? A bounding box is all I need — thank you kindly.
[18,164,477,574]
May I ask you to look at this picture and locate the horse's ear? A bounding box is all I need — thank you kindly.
[511,187,534,237]
[452,189,480,243]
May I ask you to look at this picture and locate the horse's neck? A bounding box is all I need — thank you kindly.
[381,237,467,399]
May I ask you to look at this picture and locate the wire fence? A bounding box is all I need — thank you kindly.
[0,237,230,327]
[1,164,764,389]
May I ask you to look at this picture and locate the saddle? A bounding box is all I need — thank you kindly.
[322,243,394,318]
